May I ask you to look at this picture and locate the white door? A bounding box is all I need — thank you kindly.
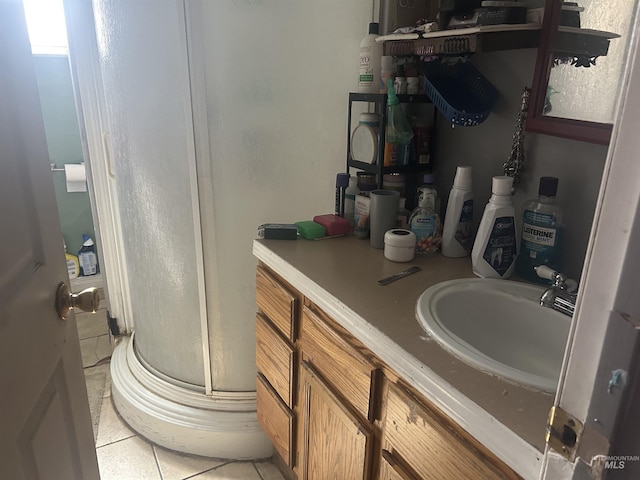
[542,6,640,479]
[0,2,100,480]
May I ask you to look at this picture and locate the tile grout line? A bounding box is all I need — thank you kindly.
[181,460,234,480]
[96,432,138,450]
[151,444,164,480]
[252,461,266,480]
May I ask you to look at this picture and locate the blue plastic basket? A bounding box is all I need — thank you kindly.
[423,60,498,127]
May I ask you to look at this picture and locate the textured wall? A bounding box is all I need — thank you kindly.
[34,55,96,256]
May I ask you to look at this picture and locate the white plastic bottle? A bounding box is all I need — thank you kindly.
[442,166,474,258]
[358,23,383,93]
[344,175,360,232]
[471,176,517,278]
[78,234,98,276]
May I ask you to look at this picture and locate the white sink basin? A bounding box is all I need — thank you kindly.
[416,278,571,392]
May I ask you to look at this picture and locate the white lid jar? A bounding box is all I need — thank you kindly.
[384,229,416,262]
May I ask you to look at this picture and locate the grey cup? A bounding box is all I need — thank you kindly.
[369,189,400,249]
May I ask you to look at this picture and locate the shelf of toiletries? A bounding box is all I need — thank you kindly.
[378,23,541,57]
[346,92,436,187]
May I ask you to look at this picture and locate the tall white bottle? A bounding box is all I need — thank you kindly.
[471,176,517,278]
[442,166,474,257]
[358,23,383,93]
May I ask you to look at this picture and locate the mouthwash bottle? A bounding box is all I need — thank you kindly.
[409,174,441,254]
[516,176,562,283]
[471,176,517,279]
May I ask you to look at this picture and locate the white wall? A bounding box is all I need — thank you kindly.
[191,0,373,390]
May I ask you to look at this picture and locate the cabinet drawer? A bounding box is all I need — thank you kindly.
[301,305,376,420]
[256,313,294,407]
[256,266,297,342]
[383,382,518,480]
[256,373,294,468]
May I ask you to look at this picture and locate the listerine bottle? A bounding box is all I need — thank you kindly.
[516,176,563,283]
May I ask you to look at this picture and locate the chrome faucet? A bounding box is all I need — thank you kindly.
[535,265,578,317]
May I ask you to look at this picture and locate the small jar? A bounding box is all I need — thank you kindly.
[384,229,417,262]
[383,173,406,197]
[356,172,378,195]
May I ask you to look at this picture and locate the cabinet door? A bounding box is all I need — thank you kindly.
[299,361,374,480]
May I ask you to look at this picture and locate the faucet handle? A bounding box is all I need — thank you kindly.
[535,265,562,282]
[535,265,578,292]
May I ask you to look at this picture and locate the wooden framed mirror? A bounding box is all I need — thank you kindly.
[526,0,636,145]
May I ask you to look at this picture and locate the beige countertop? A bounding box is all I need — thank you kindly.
[253,236,553,479]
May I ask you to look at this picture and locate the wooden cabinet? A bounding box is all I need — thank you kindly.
[381,381,519,480]
[255,266,300,470]
[300,304,378,420]
[255,264,520,480]
[256,313,294,408]
[256,373,294,466]
[256,265,298,343]
[380,449,421,480]
[298,361,375,480]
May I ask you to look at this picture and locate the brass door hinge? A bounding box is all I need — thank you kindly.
[546,405,584,461]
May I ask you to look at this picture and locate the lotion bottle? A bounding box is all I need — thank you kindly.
[442,166,474,257]
[358,23,383,93]
[471,176,517,278]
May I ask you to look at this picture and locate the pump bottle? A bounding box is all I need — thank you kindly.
[409,175,441,254]
[471,176,517,278]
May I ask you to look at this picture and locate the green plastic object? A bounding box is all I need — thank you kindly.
[295,221,326,240]
[386,79,414,144]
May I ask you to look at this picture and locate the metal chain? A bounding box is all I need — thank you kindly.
[504,87,531,192]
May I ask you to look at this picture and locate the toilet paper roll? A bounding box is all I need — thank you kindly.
[65,164,87,192]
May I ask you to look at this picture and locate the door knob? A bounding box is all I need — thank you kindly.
[55,282,100,320]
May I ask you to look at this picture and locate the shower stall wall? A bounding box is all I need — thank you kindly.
[65,0,270,457]
[65,0,371,458]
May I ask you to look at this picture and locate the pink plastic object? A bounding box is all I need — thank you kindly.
[313,214,350,236]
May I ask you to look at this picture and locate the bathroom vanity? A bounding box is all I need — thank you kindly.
[253,237,554,480]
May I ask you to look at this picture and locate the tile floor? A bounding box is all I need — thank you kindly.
[79,307,285,480]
